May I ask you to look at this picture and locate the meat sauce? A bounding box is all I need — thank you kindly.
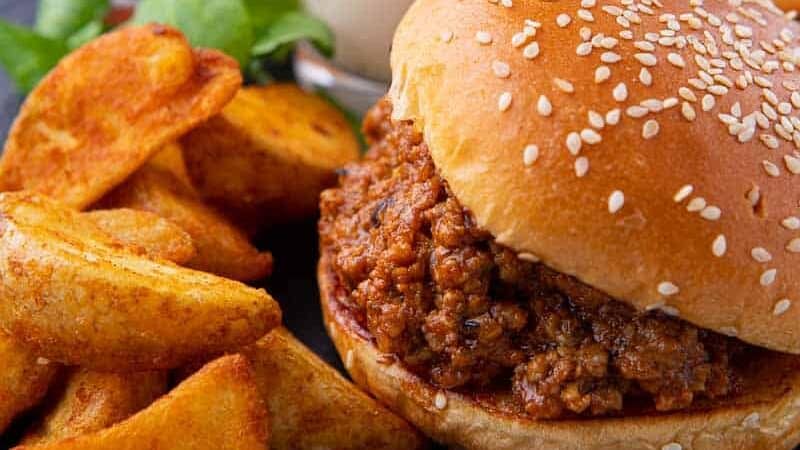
[319,100,746,418]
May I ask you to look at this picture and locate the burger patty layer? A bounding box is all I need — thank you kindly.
[319,101,755,419]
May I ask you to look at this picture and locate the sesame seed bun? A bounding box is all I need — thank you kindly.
[388,0,800,354]
[319,254,800,450]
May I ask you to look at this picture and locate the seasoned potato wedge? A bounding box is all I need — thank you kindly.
[99,165,272,281]
[82,209,195,264]
[181,84,360,228]
[0,24,241,209]
[243,328,428,450]
[0,192,280,370]
[147,142,195,192]
[0,335,59,433]
[13,355,269,450]
[21,369,167,445]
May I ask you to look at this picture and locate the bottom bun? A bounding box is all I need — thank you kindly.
[319,254,800,450]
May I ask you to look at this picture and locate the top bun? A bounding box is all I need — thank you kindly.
[390,0,800,353]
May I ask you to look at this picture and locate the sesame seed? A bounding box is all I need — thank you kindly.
[642,120,660,139]
[556,13,572,27]
[575,156,590,177]
[579,27,591,41]
[719,326,738,337]
[642,99,663,112]
[658,281,679,296]
[667,53,686,67]
[662,442,682,450]
[764,89,779,106]
[601,52,622,63]
[434,391,448,410]
[700,206,721,220]
[588,110,605,129]
[554,78,574,93]
[580,128,602,144]
[606,109,621,125]
[523,42,540,59]
[779,102,793,115]
[577,9,595,21]
[674,185,693,202]
[511,32,527,48]
[734,24,753,38]
[440,31,454,43]
[634,40,655,51]
[681,102,696,121]
[627,106,649,118]
[566,132,582,155]
[613,83,628,102]
[787,238,800,253]
[36,357,49,365]
[679,87,697,102]
[600,37,618,49]
[608,190,625,213]
[708,85,728,96]
[774,298,792,316]
[595,65,611,83]
[634,53,657,66]
[537,95,552,117]
[752,247,772,262]
[712,234,727,257]
[785,155,800,174]
[762,160,780,177]
[523,145,539,166]
[498,92,512,111]
[476,31,492,44]
[518,252,540,262]
[492,60,511,78]
[760,268,777,286]
[639,68,653,86]
[576,42,593,56]
[782,217,800,230]
[660,305,680,317]
[687,197,706,212]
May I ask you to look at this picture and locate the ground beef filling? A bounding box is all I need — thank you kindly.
[319,101,743,419]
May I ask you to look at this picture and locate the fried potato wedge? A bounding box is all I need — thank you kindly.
[0,334,59,433]
[0,24,241,210]
[147,142,195,192]
[20,369,167,445]
[181,84,360,228]
[243,328,428,450]
[0,192,280,370]
[82,208,195,264]
[13,355,269,450]
[99,165,272,281]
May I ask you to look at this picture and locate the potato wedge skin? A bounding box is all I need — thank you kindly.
[99,165,272,281]
[13,355,269,450]
[0,192,280,370]
[82,208,196,264]
[0,334,59,433]
[21,369,167,445]
[0,24,241,210]
[181,84,360,228]
[243,328,428,450]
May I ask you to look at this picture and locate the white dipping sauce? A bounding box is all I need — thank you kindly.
[302,0,415,82]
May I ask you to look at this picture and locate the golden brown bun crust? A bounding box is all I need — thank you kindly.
[390,0,800,353]
[319,254,800,450]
